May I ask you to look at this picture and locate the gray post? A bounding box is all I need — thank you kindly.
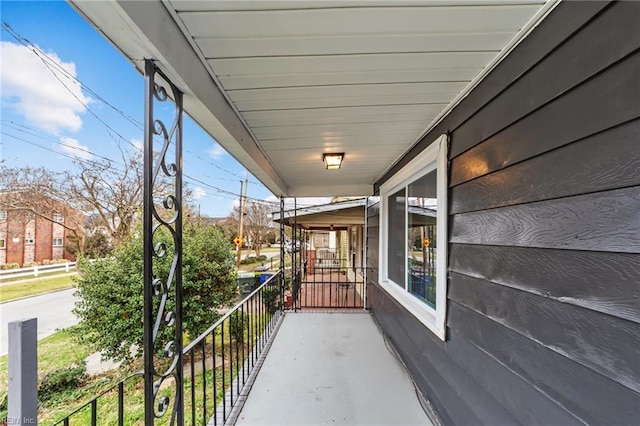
[8,318,38,425]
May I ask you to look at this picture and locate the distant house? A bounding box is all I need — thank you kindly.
[273,197,367,270]
[0,194,84,266]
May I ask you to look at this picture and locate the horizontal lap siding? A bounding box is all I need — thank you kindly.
[370,1,640,424]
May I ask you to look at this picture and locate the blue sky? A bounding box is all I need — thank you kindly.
[0,0,276,218]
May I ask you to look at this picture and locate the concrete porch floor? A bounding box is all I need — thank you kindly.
[234,312,434,426]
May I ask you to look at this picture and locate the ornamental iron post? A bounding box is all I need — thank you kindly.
[143,59,184,426]
[280,197,285,307]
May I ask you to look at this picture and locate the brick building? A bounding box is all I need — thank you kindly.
[0,196,84,266]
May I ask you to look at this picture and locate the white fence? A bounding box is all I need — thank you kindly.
[0,262,77,280]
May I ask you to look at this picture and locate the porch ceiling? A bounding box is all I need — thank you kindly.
[70,0,553,197]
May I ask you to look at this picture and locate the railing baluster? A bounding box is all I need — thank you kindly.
[229,315,234,408]
[212,330,217,426]
[241,304,246,386]
[118,381,124,426]
[202,342,207,425]
[236,309,240,397]
[221,319,226,421]
[190,347,196,426]
[250,295,254,368]
[91,399,97,426]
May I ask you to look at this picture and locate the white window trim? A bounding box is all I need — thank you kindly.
[53,238,64,247]
[378,134,448,340]
[25,237,35,245]
[0,210,6,220]
[0,238,5,249]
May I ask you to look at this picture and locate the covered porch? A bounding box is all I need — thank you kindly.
[49,1,640,425]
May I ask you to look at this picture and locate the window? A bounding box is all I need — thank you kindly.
[53,238,63,247]
[53,213,63,222]
[379,134,448,340]
[0,210,6,220]
[25,237,35,245]
[0,239,5,249]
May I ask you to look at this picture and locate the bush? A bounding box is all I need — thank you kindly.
[0,263,20,270]
[240,256,257,265]
[256,255,268,262]
[39,362,87,401]
[228,310,247,343]
[23,261,40,268]
[262,286,280,314]
[73,222,238,364]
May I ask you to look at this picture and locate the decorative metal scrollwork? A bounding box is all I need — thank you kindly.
[143,59,184,426]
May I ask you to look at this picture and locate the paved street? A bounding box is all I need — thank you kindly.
[0,288,78,355]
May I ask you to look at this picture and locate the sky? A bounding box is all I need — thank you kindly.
[0,0,284,218]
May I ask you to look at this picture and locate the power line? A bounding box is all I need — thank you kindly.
[2,22,264,186]
[1,132,270,206]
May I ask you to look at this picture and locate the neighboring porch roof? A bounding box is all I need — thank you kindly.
[273,198,366,229]
[69,0,556,197]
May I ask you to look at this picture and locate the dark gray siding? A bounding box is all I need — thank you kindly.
[369,2,640,424]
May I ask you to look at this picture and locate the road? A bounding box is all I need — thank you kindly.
[0,288,78,355]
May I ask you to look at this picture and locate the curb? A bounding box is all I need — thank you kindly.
[0,286,76,305]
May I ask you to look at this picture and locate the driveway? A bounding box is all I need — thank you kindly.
[0,288,78,355]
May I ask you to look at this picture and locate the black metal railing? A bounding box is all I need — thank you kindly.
[295,265,366,309]
[54,269,285,425]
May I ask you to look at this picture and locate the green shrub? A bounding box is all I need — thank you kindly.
[256,255,268,262]
[73,222,237,364]
[240,256,257,265]
[0,263,20,270]
[262,286,280,314]
[39,362,87,401]
[228,310,247,343]
[24,261,40,268]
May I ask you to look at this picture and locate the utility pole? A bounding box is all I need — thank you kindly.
[236,174,249,269]
[236,180,244,269]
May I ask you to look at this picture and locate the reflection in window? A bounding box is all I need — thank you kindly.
[387,188,406,287]
[408,171,437,308]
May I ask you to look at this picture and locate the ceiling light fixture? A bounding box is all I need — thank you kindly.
[323,153,344,170]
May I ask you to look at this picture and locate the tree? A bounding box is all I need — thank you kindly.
[234,201,274,257]
[64,150,156,246]
[72,221,237,364]
[0,149,171,252]
[0,167,87,254]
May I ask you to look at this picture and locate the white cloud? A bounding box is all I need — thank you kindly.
[60,137,93,160]
[1,41,91,134]
[192,187,206,200]
[131,138,143,151]
[208,143,226,159]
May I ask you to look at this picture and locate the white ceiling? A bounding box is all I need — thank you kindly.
[70,0,553,197]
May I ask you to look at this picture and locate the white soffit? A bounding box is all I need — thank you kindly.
[71,0,553,197]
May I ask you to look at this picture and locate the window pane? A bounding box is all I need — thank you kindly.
[387,188,406,287]
[408,171,437,308]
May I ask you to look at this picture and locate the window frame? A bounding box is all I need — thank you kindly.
[25,237,35,245]
[0,210,6,220]
[53,213,63,223]
[53,238,64,247]
[0,238,5,249]
[378,134,448,340]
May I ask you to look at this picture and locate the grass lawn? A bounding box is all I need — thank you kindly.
[0,270,77,284]
[0,274,77,303]
[0,328,94,422]
[1,311,276,425]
